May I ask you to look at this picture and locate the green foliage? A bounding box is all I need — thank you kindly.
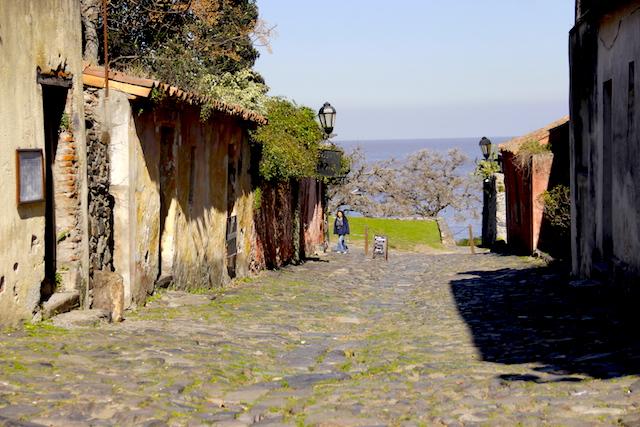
[59,113,70,132]
[514,140,551,171]
[102,0,269,116]
[149,87,166,104]
[539,184,571,230]
[106,0,260,88]
[456,237,482,247]
[334,216,443,251]
[199,69,268,119]
[253,187,262,210]
[251,98,324,182]
[54,271,63,290]
[23,321,67,337]
[56,230,70,243]
[475,158,501,180]
[519,139,552,155]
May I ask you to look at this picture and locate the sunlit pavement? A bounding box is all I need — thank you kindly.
[1,249,639,426]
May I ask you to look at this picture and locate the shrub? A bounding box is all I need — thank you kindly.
[514,140,551,171]
[251,98,324,182]
[539,184,571,230]
[475,158,501,180]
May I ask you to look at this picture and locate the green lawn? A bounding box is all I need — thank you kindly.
[332,216,443,252]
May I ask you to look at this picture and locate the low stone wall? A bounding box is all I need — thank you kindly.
[481,173,507,248]
[436,217,456,248]
[84,88,114,274]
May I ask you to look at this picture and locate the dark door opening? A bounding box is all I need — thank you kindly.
[159,127,176,282]
[226,144,239,278]
[41,84,68,300]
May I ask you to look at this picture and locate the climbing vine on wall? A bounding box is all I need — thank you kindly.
[539,184,571,230]
[250,97,324,182]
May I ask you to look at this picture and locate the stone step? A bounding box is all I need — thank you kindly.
[41,291,80,319]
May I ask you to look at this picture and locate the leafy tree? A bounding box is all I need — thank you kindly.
[251,98,324,182]
[200,68,268,117]
[81,0,274,110]
[331,148,478,218]
[328,147,378,215]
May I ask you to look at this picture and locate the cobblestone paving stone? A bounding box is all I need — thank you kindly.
[1,249,640,426]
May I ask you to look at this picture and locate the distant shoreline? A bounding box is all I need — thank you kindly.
[333,137,494,238]
[335,136,514,144]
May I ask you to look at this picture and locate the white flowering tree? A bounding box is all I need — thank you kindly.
[330,148,478,219]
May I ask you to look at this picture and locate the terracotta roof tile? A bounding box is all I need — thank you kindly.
[499,116,569,154]
[82,65,267,125]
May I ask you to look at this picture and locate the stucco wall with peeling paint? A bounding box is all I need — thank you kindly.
[0,0,87,325]
[571,0,640,280]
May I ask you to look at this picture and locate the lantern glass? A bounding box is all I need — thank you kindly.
[318,102,336,135]
[479,137,492,160]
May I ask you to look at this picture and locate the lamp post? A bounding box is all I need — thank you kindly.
[318,102,337,252]
[479,137,492,160]
[318,102,336,139]
[479,136,506,248]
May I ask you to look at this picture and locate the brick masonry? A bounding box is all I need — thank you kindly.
[52,93,83,292]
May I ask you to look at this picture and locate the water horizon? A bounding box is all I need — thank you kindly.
[332,136,513,238]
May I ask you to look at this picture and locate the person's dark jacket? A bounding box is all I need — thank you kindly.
[333,216,350,235]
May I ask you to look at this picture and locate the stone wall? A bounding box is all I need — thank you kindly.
[436,217,457,248]
[84,88,114,274]
[481,173,507,248]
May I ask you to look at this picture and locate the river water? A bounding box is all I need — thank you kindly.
[333,137,511,240]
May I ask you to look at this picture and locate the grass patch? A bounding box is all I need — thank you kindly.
[23,321,68,338]
[456,237,482,247]
[333,216,443,252]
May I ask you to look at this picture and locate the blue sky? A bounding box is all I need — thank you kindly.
[254,1,575,141]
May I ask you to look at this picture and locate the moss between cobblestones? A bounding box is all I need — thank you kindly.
[23,321,68,337]
[0,252,636,425]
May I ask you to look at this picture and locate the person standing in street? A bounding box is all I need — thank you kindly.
[334,210,350,254]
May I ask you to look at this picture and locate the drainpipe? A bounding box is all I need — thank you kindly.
[102,0,109,98]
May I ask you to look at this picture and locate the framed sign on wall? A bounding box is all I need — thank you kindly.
[16,149,45,205]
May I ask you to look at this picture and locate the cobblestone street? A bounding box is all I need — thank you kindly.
[1,250,639,426]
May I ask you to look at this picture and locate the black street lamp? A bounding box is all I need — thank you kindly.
[479,137,492,160]
[318,102,336,137]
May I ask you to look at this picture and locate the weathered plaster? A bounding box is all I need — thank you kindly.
[0,0,87,325]
[96,90,134,306]
[300,179,326,256]
[91,94,258,303]
[570,0,640,279]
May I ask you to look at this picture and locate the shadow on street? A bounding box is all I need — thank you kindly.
[450,265,640,381]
